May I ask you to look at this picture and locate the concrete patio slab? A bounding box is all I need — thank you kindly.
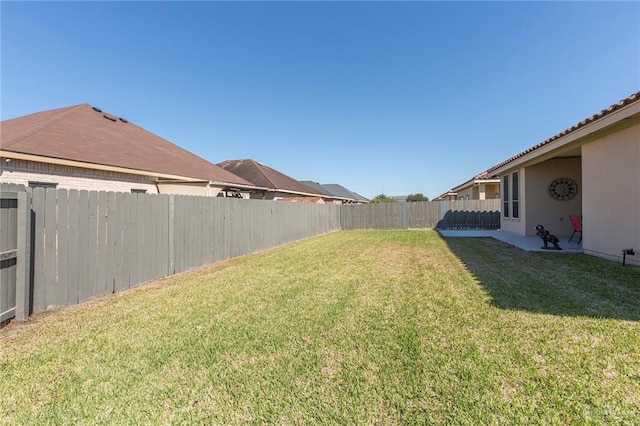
[438,229,584,253]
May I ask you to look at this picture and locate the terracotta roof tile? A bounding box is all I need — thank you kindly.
[1,104,254,186]
[488,91,640,173]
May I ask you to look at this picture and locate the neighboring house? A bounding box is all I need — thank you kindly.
[277,196,326,204]
[300,181,351,204]
[433,191,459,202]
[487,91,640,265]
[434,171,500,201]
[321,184,370,204]
[0,104,262,196]
[217,159,326,200]
[452,171,501,200]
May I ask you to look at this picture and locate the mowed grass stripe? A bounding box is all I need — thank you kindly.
[1,230,639,424]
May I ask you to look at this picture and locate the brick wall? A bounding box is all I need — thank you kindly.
[0,159,158,193]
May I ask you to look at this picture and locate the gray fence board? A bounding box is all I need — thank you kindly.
[31,188,45,313]
[173,196,182,273]
[115,192,128,292]
[77,191,90,304]
[141,194,151,283]
[15,190,31,320]
[106,192,117,294]
[67,190,79,305]
[189,196,199,269]
[97,192,108,296]
[88,191,99,300]
[57,189,69,307]
[132,194,141,287]
[168,195,175,275]
[44,188,57,310]
[0,193,18,323]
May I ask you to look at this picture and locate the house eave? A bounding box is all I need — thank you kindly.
[434,191,458,200]
[451,178,499,193]
[0,150,257,188]
[451,179,474,193]
[156,179,268,192]
[488,97,640,176]
[271,188,335,198]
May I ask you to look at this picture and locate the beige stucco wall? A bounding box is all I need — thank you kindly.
[523,158,582,236]
[156,182,222,197]
[500,159,581,237]
[0,159,158,193]
[455,182,500,200]
[582,124,640,266]
[456,187,474,200]
[484,182,501,200]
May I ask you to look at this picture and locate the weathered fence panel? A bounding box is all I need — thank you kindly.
[1,183,30,322]
[3,185,503,323]
[342,203,404,230]
[342,199,500,230]
[436,199,501,230]
[1,192,18,323]
[2,188,341,319]
[406,202,442,229]
[31,188,46,312]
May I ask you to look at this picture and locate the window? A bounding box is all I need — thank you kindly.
[502,172,520,219]
[131,189,147,194]
[29,181,58,189]
[503,175,510,218]
[512,171,519,219]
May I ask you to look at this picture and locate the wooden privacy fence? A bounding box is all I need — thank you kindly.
[341,199,501,230]
[1,192,19,322]
[436,199,501,230]
[0,184,500,322]
[0,185,30,322]
[0,185,340,320]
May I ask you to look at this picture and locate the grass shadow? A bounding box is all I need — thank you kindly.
[442,236,640,321]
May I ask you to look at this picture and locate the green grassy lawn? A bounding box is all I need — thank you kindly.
[1,230,639,424]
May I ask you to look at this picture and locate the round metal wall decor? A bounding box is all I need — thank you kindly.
[548,177,578,201]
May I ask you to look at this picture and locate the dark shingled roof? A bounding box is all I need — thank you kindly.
[352,192,370,203]
[488,91,640,173]
[321,184,369,202]
[1,104,254,186]
[300,181,338,198]
[217,159,325,196]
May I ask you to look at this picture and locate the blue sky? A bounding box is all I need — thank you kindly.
[2,1,638,199]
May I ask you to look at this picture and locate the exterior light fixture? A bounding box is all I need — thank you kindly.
[622,248,635,266]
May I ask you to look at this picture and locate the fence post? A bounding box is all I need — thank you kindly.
[168,195,175,275]
[15,190,32,320]
[339,204,344,230]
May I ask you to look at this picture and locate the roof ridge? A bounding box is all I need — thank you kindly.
[247,159,281,189]
[2,104,88,149]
